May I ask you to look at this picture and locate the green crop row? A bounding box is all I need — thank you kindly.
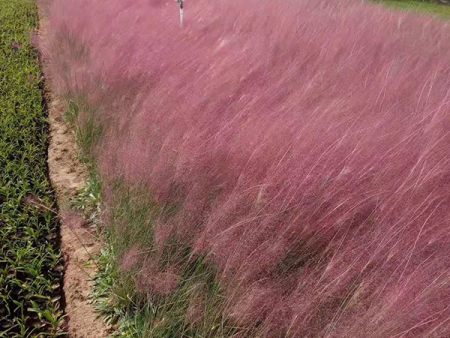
[0,0,66,336]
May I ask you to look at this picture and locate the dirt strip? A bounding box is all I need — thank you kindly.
[47,98,109,338]
[37,10,109,338]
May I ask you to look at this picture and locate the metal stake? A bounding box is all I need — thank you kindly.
[175,0,184,27]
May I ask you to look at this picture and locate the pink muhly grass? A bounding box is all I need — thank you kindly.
[186,289,206,326]
[137,260,180,297]
[43,0,450,336]
[120,245,142,272]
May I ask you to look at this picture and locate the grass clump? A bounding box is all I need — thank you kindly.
[0,0,65,336]
[63,99,102,167]
[71,170,241,337]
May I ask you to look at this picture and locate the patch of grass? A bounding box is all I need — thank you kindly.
[0,0,66,336]
[91,236,243,338]
[374,0,450,19]
[64,99,102,167]
[69,170,240,338]
[84,180,248,338]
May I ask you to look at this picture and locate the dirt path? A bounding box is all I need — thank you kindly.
[47,98,109,338]
[37,10,110,338]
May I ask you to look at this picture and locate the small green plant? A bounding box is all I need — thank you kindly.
[28,301,67,337]
[70,173,103,226]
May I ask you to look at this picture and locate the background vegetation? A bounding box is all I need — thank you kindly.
[375,0,450,18]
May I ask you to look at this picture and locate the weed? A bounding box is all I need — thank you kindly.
[70,172,103,227]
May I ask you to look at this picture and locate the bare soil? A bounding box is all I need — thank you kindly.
[38,14,110,338]
[47,99,109,338]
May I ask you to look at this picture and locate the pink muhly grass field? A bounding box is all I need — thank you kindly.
[43,0,450,336]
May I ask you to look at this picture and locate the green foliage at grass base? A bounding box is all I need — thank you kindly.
[85,180,244,338]
[0,0,65,336]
